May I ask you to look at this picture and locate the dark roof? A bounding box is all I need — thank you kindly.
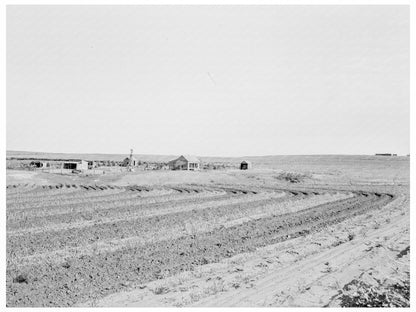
[63,160,87,164]
[169,155,200,163]
[182,155,200,163]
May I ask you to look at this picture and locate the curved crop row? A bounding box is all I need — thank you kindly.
[6,191,394,306]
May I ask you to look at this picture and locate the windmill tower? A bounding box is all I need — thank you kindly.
[128,148,135,172]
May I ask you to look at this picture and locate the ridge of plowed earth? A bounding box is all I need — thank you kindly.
[6,184,184,204]
[6,183,164,201]
[6,182,98,192]
[6,184,246,214]
[87,194,408,307]
[191,194,409,307]
[7,190,304,255]
[7,188,129,206]
[9,193,346,268]
[6,187,284,231]
[6,189,393,307]
[6,185,251,209]
[6,188,226,220]
[6,186,81,199]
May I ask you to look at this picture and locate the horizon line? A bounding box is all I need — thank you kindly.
[6,149,409,158]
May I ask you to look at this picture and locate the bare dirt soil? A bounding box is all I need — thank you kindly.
[6,156,410,307]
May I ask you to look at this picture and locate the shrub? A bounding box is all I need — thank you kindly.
[274,172,310,183]
[152,286,169,295]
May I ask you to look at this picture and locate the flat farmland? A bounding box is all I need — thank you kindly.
[6,155,410,307]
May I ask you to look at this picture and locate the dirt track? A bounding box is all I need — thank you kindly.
[6,183,398,307]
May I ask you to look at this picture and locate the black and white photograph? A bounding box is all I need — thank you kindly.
[3,1,413,308]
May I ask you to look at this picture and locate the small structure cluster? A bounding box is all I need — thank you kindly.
[122,149,138,172]
[8,151,256,173]
[122,157,138,167]
[87,161,97,169]
[29,161,48,168]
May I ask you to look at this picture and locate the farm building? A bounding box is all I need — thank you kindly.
[240,160,252,170]
[168,155,201,171]
[375,153,397,156]
[29,161,47,168]
[62,160,88,171]
[122,156,138,167]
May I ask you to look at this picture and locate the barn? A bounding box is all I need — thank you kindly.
[62,160,88,171]
[168,155,201,171]
[240,160,252,170]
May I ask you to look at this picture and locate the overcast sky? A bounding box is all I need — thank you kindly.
[7,5,409,156]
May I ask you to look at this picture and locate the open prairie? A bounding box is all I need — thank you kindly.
[6,155,410,307]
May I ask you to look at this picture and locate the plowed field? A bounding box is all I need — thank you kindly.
[6,183,398,307]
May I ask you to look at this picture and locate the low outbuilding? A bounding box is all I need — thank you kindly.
[375,153,397,156]
[240,160,252,170]
[62,160,88,171]
[29,161,47,168]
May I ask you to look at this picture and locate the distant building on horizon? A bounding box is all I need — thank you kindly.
[375,153,397,156]
[29,160,47,168]
[122,149,139,171]
[240,160,252,170]
[122,156,138,167]
[168,155,200,171]
[62,160,88,171]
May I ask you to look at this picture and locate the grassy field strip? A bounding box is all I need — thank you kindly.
[6,184,225,204]
[7,190,232,228]
[6,188,87,203]
[6,185,82,200]
[6,191,232,227]
[222,194,353,228]
[6,187,226,215]
[6,190,234,230]
[185,192,352,237]
[9,193,347,267]
[7,187,230,214]
[7,188,178,213]
[6,188,129,207]
[7,190,132,210]
[6,188,227,219]
[7,184,258,208]
[6,186,62,199]
[7,191,286,235]
[6,184,40,193]
[7,188,125,206]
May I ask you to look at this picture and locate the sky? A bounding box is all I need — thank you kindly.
[7,5,409,157]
